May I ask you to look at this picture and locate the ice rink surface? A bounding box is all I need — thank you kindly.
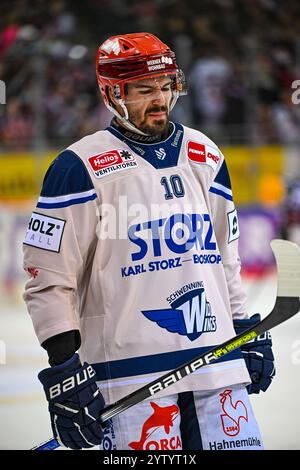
[0,273,299,450]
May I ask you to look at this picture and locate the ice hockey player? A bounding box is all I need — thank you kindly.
[23,32,275,450]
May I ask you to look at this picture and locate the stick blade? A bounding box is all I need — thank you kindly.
[271,239,300,298]
[260,239,300,331]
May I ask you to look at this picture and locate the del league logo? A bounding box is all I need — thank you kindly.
[187,141,220,170]
[88,149,138,178]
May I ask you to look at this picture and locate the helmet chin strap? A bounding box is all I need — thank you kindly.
[117,100,150,136]
[107,92,179,136]
[107,100,153,136]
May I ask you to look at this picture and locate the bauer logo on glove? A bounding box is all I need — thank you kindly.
[48,364,96,400]
[38,353,105,449]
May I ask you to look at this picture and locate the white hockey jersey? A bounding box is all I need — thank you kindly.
[23,121,250,404]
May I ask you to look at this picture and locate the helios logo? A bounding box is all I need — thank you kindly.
[92,154,121,169]
[88,149,137,178]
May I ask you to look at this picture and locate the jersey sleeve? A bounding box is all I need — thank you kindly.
[23,150,99,344]
[208,154,248,320]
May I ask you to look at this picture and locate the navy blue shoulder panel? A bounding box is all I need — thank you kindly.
[41,150,94,197]
[214,159,232,190]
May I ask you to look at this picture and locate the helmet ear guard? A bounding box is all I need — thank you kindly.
[96,32,187,134]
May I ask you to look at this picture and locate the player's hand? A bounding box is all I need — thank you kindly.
[233,314,276,394]
[38,353,105,449]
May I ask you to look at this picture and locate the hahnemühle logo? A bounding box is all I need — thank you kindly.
[0,80,6,104]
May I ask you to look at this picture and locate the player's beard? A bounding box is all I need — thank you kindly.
[129,105,169,136]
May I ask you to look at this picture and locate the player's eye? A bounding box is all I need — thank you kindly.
[139,89,152,95]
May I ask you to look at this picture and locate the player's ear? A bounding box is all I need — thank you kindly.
[107,86,125,118]
[108,86,118,107]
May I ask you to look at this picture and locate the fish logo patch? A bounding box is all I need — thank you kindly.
[128,402,181,450]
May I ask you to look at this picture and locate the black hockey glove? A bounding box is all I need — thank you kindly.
[38,353,105,449]
[233,314,276,394]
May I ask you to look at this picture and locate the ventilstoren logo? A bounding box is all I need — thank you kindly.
[219,389,248,436]
[128,402,181,450]
[88,149,137,178]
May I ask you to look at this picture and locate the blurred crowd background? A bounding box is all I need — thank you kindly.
[2,0,300,148]
[0,0,300,304]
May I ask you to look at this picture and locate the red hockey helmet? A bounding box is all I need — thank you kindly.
[96,32,186,131]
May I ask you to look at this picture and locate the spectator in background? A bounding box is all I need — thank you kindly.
[272,89,300,145]
[1,0,300,148]
[189,42,232,137]
[0,97,33,150]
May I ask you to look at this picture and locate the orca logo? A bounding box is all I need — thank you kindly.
[142,287,217,341]
[129,402,180,450]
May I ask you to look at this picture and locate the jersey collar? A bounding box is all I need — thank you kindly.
[106,121,184,169]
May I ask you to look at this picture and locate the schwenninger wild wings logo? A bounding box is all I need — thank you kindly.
[142,283,217,341]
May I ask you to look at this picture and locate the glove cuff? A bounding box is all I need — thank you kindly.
[233,313,261,332]
[38,353,81,382]
[38,356,97,403]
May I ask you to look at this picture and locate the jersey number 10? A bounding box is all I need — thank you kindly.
[161,175,185,200]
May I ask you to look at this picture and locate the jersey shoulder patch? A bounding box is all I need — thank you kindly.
[38,150,97,209]
[183,126,221,172]
[186,140,221,171]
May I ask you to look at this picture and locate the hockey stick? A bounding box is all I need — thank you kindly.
[32,239,300,450]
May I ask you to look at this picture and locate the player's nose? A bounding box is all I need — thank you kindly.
[151,89,167,105]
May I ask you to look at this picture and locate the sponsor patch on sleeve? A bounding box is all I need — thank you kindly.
[187,141,220,171]
[88,149,138,178]
[227,209,240,243]
[23,212,66,252]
